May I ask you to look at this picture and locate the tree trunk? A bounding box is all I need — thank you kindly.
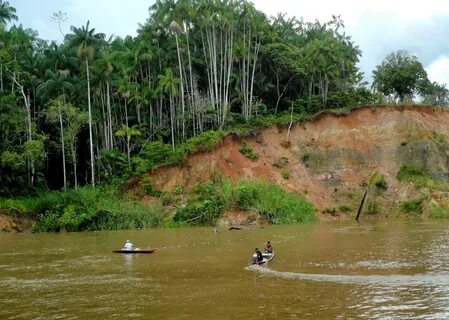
[71,142,78,189]
[85,56,95,187]
[170,95,175,151]
[59,104,67,191]
[175,33,186,140]
[106,81,114,149]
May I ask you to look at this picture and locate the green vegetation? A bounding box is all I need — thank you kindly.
[338,204,352,213]
[399,199,423,214]
[0,186,166,232]
[373,51,432,102]
[239,144,259,161]
[429,205,449,219]
[282,171,290,179]
[433,132,449,149]
[396,163,449,191]
[166,179,316,227]
[272,157,289,169]
[365,199,380,215]
[370,172,388,190]
[2,1,449,230]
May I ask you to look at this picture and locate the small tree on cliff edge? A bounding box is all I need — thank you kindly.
[372,50,430,102]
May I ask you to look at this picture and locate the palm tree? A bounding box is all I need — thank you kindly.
[65,21,105,187]
[156,68,180,150]
[0,0,17,27]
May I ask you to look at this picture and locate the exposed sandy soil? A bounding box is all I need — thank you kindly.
[0,212,34,233]
[148,106,449,220]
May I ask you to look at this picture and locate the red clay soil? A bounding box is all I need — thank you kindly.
[148,106,449,218]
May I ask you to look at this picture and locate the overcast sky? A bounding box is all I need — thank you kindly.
[10,0,449,85]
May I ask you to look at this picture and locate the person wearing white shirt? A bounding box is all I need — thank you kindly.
[123,240,133,250]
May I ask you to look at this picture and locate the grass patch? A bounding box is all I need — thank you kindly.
[433,132,449,149]
[397,163,449,191]
[399,199,423,214]
[429,204,449,219]
[364,199,380,215]
[338,204,352,212]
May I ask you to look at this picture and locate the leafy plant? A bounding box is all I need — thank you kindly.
[239,143,258,161]
[399,199,423,214]
[272,157,289,169]
[370,172,388,190]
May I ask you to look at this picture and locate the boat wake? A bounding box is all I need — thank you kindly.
[245,265,449,286]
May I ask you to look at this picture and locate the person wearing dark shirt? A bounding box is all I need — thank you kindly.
[253,248,263,264]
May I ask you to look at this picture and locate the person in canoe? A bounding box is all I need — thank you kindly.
[264,241,273,254]
[252,248,263,264]
[123,240,133,250]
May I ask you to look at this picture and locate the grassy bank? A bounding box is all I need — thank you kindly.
[0,185,165,232]
[0,179,316,232]
[168,179,317,227]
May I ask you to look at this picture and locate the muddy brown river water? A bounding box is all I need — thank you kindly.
[2,221,449,319]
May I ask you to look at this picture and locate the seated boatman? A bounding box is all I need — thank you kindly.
[264,241,273,254]
[123,240,133,250]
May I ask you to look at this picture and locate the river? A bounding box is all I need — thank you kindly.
[2,220,449,319]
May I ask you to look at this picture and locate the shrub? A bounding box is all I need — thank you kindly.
[282,171,290,179]
[399,199,423,214]
[239,143,258,161]
[272,157,289,169]
[370,172,388,190]
[338,204,352,212]
[138,176,162,197]
[301,152,311,163]
[429,205,449,219]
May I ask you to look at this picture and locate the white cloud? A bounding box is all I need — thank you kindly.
[426,55,449,85]
[252,0,449,26]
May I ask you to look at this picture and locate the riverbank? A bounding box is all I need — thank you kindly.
[3,105,449,233]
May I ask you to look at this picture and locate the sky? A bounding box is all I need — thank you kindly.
[9,0,449,85]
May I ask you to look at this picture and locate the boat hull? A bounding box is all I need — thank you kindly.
[113,248,156,254]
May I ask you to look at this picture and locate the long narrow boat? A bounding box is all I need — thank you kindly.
[251,252,275,265]
[113,248,156,254]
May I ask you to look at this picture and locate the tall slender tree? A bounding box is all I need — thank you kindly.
[66,21,105,186]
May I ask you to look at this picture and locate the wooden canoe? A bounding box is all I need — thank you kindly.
[113,248,156,254]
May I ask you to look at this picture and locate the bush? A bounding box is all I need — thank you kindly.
[166,179,316,227]
[429,205,449,219]
[0,185,168,233]
[272,157,289,169]
[370,172,388,190]
[239,143,258,161]
[235,181,316,224]
[399,199,423,214]
[282,171,290,179]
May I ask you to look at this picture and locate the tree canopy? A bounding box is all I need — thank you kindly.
[0,0,445,197]
[372,50,430,102]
